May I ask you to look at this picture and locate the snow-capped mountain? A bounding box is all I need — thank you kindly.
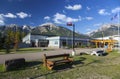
[0,23,89,38]
[32,23,89,38]
[0,24,32,33]
[89,24,120,38]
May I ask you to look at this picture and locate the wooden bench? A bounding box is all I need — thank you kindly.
[43,54,73,70]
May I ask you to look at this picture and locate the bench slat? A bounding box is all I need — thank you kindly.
[45,54,69,59]
[54,59,71,64]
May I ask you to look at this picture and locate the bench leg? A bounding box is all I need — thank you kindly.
[47,65,53,70]
[43,63,53,70]
[47,64,53,70]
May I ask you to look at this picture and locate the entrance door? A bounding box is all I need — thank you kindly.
[62,41,67,46]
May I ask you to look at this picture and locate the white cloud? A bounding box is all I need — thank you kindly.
[78,16,82,21]
[0,20,5,25]
[63,10,66,14]
[85,17,93,20]
[0,13,17,18]
[44,16,50,20]
[53,13,79,24]
[112,7,120,13]
[0,12,31,19]
[65,4,82,10]
[0,14,4,20]
[98,9,110,15]
[49,13,94,25]
[86,28,91,31]
[86,6,90,11]
[93,23,102,27]
[0,12,31,25]
[53,13,66,24]
[78,16,93,21]
[16,12,31,19]
[66,17,79,22]
[3,13,17,18]
[0,14,5,25]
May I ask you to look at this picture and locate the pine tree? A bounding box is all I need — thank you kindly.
[5,31,12,54]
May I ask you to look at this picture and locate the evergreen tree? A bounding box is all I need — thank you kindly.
[4,31,12,54]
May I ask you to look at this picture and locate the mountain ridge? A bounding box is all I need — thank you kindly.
[89,24,120,38]
[31,23,89,38]
[0,23,89,38]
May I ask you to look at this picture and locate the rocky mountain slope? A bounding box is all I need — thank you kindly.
[0,23,89,38]
[31,23,88,38]
[90,24,120,38]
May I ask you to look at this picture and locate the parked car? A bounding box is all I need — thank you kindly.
[91,50,104,56]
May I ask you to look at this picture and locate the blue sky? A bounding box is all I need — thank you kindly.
[0,0,120,34]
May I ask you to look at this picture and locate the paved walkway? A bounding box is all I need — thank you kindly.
[0,48,103,64]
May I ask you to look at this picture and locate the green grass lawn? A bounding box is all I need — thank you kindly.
[0,50,120,79]
[0,47,53,55]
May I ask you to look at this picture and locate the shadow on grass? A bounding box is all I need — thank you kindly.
[80,52,89,55]
[25,61,42,68]
[52,57,86,71]
[72,57,86,65]
[102,53,108,56]
[53,63,73,71]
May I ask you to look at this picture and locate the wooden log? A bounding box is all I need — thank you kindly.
[5,58,25,71]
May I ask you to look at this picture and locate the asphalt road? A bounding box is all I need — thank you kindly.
[0,48,104,64]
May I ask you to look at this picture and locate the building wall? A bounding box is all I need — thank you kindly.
[31,35,47,41]
[22,33,47,44]
[47,36,89,48]
[22,34,89,48]
[47,37,60,48]
[22,33,31,44]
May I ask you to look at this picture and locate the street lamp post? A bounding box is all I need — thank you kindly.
[72,24,75,56]
[67,22,76,56]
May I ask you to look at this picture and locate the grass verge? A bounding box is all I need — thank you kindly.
[0,64,5,72]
